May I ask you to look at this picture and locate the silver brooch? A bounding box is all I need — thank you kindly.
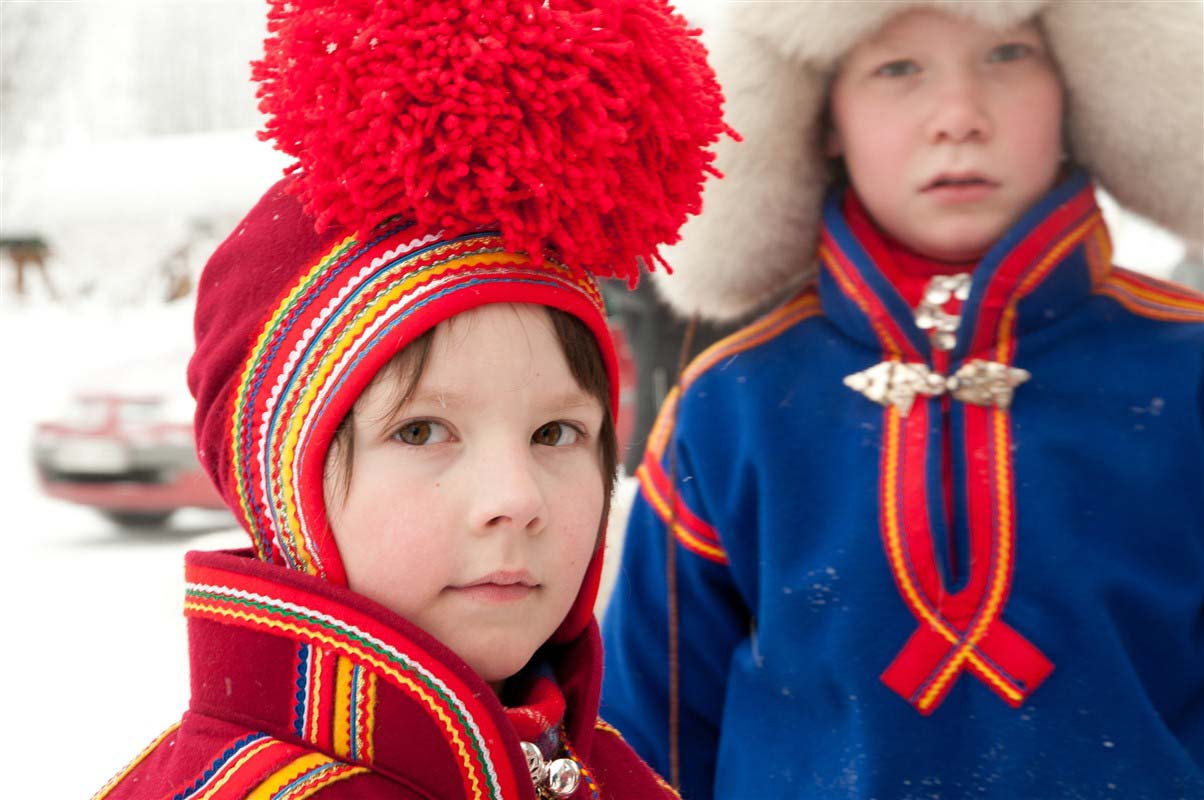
[844,359,1030,414]
[915,273,971,351]
[521,741,582,799]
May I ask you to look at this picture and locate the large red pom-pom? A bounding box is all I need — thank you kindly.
[252,0,731,284]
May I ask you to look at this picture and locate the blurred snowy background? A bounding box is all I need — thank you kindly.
[0,1,1194,796]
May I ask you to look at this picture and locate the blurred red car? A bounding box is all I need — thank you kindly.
[32,387,225,527]
[31,348,224,527]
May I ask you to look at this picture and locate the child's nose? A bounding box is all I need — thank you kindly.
[470,451,547,535]
[927,73,992,144]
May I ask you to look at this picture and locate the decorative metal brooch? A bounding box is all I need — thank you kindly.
[522,741,582,799]
[843,359,1031,415]
[915,273,971,351]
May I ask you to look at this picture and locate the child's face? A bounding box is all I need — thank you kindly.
[324,304,606,687]
[827,9,1064,262]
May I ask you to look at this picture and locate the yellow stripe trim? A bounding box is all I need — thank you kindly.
[194,738,289,800]
[636,464,727,563]
[333,657,355,760]
[278,764,370,800]
[681,292,821,386]
[880,408,1022,707]
[646,293,821,460]
[1112,274,1204,311]
[246,753,337,800]
[910,220,1088,710]
[914,216,1108,709]
[818,246,903,358]
[231,236,356,560]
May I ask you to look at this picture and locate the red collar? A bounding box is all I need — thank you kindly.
[818,173,1110,363]
[183,549,602,796]
[841,190,975,308]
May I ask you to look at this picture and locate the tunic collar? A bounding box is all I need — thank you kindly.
[183,549,601,799]
[817,171,1112,363]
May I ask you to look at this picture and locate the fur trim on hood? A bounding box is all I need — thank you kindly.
[657,0,1204,321]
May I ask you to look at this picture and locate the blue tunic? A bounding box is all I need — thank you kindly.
[602,174,1204,800]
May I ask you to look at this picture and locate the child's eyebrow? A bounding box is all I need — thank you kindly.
[541,390,603,413]
[400,387,470,411]
[396,388,599,413]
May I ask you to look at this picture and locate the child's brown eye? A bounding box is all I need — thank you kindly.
[532,422,580,447]
[393,420,449,445]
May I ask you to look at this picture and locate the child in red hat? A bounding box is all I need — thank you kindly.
[93,1,729,798]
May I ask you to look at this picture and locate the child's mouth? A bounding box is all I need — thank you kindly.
[923,174,997,200]
[449,570,540,602]
[451,584,536,602]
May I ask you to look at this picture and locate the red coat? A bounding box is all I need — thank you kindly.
[94,549,677,800]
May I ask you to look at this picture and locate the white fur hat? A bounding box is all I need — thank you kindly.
[658,1,1204,321]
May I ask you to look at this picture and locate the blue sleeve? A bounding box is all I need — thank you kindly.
[601,420,749,800]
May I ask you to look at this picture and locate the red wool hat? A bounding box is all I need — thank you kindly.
[188,0,729,643]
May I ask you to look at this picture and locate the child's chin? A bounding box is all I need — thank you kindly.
[911,228,996,264]
[461,643,539,686]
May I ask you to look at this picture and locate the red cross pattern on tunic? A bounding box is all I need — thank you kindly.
[874,396,1054,715]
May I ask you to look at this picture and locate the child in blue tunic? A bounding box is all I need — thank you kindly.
[601,3,1204,799]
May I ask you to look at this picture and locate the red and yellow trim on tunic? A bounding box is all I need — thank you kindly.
[333,655,378,764]
[840,196,1106,714]
[965,191,1101,355]
[638,453,727,564]
[290,644,377,763]
[184,562,525,800]
[636,291,823,564]
[818,237,915,361]
[1097,268,1204,322]
[167,734,323,800]
[244,752,369,800]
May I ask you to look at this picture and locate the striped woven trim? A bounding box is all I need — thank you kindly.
[170,733,300,800]
[818,240,912,359]
[1097,267,1204,322]
[637,455,726,564]
[334,654,378,763]
[229,227,604,577]
[91,721,181,800]
[185,578,510,800]
[245,753,369,800]
[877,403,1033,712]
[645,289,821,462]
[638,290,821,561]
